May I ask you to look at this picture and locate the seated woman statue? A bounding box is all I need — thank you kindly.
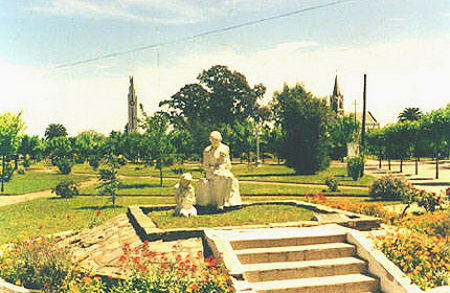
[197,131,241,209]
[174,173,197,217]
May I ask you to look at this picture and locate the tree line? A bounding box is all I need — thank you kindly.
[1,65,448,192]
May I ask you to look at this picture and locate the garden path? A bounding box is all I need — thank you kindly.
[0,179,97,208]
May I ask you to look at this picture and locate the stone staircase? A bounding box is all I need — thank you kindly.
[207,226,382,293]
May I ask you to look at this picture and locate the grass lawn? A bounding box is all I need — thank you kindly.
[0,194,397,243]
[69,162,374,187]
[0,196,174,243]
[147,204,316,229]
[79,177,370,197]
[0,172,90,195]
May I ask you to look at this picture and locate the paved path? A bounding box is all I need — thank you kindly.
[363,159,449,194]
[0,179,97,208]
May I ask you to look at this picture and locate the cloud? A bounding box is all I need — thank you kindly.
[2,35,449,135]
[28,0,286,24]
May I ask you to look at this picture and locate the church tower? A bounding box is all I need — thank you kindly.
[330,75,344,116]
[127,76,138,133]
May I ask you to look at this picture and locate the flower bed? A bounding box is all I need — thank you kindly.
[0,238,234,292]
[376,229,449,290]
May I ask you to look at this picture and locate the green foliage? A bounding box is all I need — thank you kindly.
[0,112,25,192]
[52,180,79,198]
[398,107,423,122]
[0,238,74,292]
[44,123,67,141]
[87,154,101,170]
[325,176,339,192]
[0,161,14,182]
[414,189,447,212]
[271,84,333,174]
[329,114,360,160]
[17,167,25,175]
[97,153,121,207]
[347,156,364,180]
[54,157,73,174]
[369,174,414,201]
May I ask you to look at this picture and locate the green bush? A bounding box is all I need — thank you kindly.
[54,158,73,174]
[0,238,74,292]
[369,174,413,201]
[52,180,79,198]
[325,176,339,192]
[17,167,25,175]
[22,158,31,168]
[347,156,364,180]
[88,154,101,170]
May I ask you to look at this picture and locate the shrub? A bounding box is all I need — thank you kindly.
[369,174,414,201]
[414,189,447,212]
[17,167,25,175]
[52,180,79,198]
[88,155,101,170]
[325,176,339,192]
[22,158,31,168]
[54,158,73,174]
[0,161,14,182]
[376,230,450,290]
[116,241,234,293]
[323,198,397,222]
[0,238,75,292]
[347,156,364,180]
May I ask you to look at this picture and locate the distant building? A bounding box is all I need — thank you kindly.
[329,74,380,130]
[329,75,344,117]
[127,76,138,133]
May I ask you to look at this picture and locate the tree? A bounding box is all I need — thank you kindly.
[420,105,450,179]
[271,84,334,174]
[398,107,423,122]
[97,152,121,208]
[44,123,67,141]
[141,113,175,186]
[160,65,266,156]
[329,114,360,161]
[18,135,43,166]
[74,130,105,164]
[0,112,25,193]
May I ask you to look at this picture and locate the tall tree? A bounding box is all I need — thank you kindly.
[160,65,266,156]
[329,114,360,161]
[271,84,334,174]
[398,107,423,122]
[45,123,67,141]
[141,113,175,186]
[0,112,25,193]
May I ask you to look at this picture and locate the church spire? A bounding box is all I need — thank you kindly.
[127,76,138,133]
[333,74,341,97]
[330,74,344,116]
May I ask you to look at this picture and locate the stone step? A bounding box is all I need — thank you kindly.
[230,232,346,250]
[243,257,366,282]
[236,242,356,264]
[251,273,379,293]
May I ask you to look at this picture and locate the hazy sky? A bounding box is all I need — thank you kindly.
[1,0,449,136]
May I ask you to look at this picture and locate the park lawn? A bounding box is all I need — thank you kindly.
[79,176,370,197]
[0,172,90,195]
[0,194,398,243]
[148,205,316,229]
[73,162,374,187]
[0,196,175,243]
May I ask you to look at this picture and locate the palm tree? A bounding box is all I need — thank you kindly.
[398,107,423,122]
[45,123,68,141]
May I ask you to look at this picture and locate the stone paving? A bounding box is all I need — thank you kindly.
[57,213,204,278]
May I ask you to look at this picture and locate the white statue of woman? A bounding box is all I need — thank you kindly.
[174,173,197,217]
[197,131,241,209]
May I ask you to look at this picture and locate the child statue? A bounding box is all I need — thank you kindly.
[174,173,197,217]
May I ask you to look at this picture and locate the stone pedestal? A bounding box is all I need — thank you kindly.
[197,177,241,209]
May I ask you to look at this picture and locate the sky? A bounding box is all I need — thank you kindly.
[1,0,449,136]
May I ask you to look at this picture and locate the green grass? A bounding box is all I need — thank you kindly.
[0,172,90,195]
[147,204,316,229]
[79,177,370,197]
[0,196,174,243]
[70,162,374,187]
[0,194,398,243]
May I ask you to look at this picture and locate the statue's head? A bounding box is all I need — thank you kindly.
[209,131,222,148]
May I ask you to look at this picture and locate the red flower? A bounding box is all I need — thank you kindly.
[96,210,101,216]
[44,282,49,287]
[67,214,71,220]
